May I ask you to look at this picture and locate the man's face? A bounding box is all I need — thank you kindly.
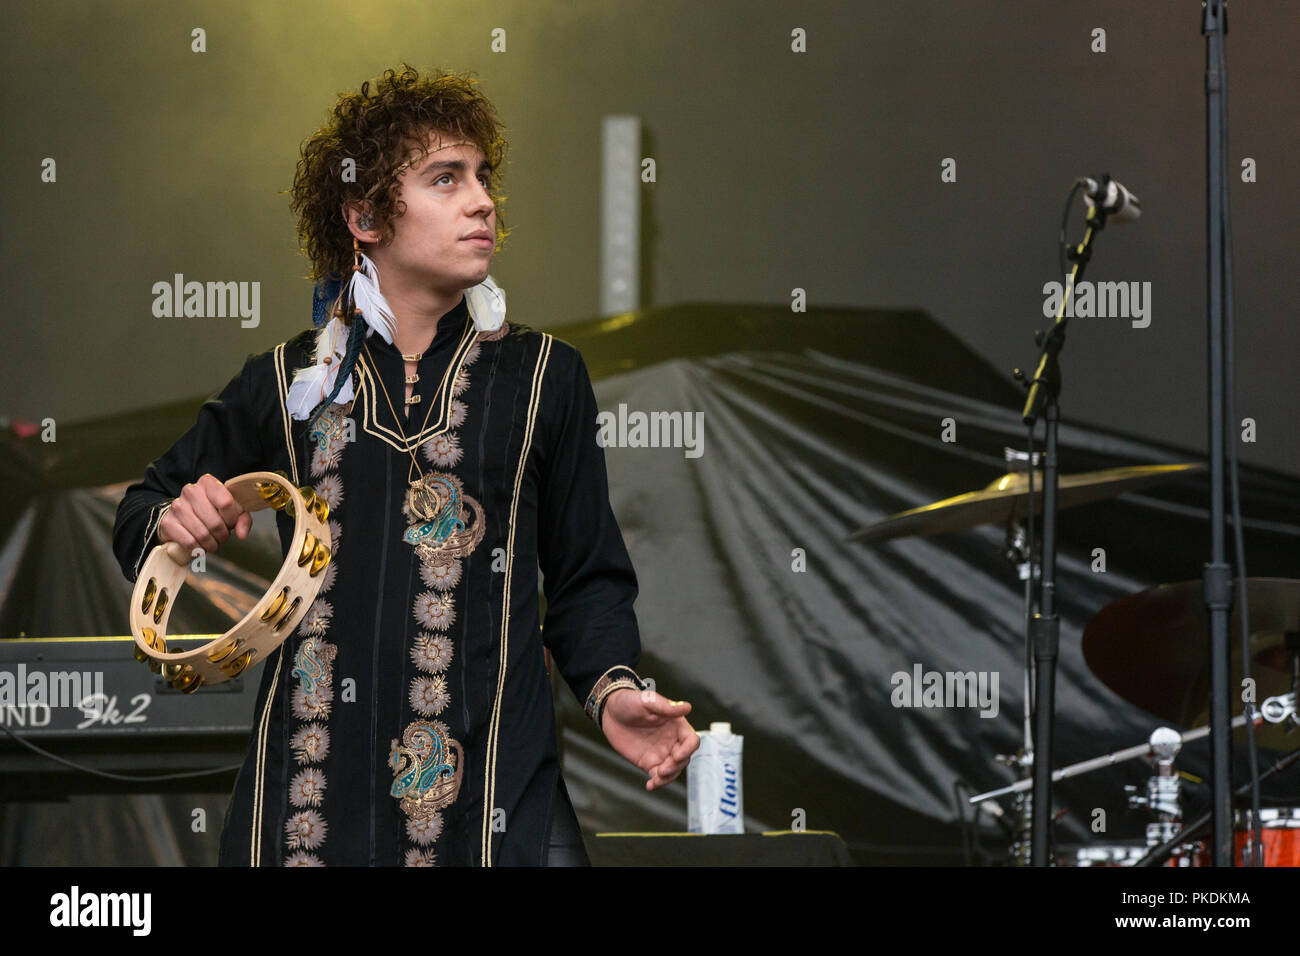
[375,129,497,293]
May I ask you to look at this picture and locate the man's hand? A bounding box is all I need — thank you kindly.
[601,688,700,791]
[157,473,251,555]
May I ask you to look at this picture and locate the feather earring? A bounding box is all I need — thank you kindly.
[288,237,400,421]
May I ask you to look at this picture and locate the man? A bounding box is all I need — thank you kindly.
[111,65,698,866]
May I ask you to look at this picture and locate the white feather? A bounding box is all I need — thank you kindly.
[348,253,399,343]
[287,264,507,421]
[467,275,507,332]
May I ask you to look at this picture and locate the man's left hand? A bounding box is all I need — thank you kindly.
[601,689,699,791]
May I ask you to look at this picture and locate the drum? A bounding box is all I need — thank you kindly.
[1057,844,1146,867]
[1056,842,1206,867]
[1235,808,1300,866]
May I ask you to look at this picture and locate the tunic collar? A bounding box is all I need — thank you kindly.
[365,294,471,360]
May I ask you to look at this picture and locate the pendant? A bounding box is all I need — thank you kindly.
[402,472,486,570]
[405,473,447,523]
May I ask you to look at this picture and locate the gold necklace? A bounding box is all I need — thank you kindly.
[362,340,445,522]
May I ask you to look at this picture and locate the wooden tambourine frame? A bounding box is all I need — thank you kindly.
[130,471,333,693]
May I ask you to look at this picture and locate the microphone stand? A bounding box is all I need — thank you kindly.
[1201,0,1235,869]
[1020,195,1113,866]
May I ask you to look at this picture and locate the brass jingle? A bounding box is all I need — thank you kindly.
[298,531,318,567]
[309,542,332,576]
[312,497,329,522]
[147,659,163,675]
[258,481,280,501]
[206,636,243,664]
[141,577,157,614]
[133,644,149,664]
[268,488,292,511]
[152,588,169,624]
[273,596,302,632]
[297,486,318,510]
[163,661,184,681]
[222,650,254,678]
[260,587,289,622]
[141,626,160,650]
[177,673,205,695]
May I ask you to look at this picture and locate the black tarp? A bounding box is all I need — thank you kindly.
[3,303,1299,865]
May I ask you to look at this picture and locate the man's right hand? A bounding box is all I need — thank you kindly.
[156,473,252,555]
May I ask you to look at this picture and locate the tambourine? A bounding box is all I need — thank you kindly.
[130,470,333,693]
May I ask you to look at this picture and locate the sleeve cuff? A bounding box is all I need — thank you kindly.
[584,665,643,729]
[132,499,174,581]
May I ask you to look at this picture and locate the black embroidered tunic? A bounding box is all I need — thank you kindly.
[111,296,642,866]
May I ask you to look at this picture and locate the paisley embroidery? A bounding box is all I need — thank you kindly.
[283,395,352,867]
[310,403,353,456]
[401,472,486,570]
[389,720,464,822]
[291,636,326,696]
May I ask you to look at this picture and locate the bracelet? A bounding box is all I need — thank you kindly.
[585,665,643,728]
[133,499,175,581]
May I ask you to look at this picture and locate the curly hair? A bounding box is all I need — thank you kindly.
[289,64,511,282]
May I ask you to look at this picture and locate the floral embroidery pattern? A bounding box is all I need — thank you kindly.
[411,633,453,673]
[290,767,326,807]
[282,398,351,867]
[392,329,499,867]
[409,675,451,716]
[290,723,330,764]
[285,809,327,850]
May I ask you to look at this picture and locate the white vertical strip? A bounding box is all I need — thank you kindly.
[600,115,641,316]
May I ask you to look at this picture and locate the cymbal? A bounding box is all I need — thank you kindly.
[847,463,1202,544]
[1082,578,1300,749]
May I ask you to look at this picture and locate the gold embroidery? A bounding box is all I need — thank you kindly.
[354,315,477,452]
[481,333,551,866]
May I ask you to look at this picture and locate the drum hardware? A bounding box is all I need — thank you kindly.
[1134,740,1300,868]
[970,707,1274,806]
[1124,726,1183,838]
[848,453,1202,866]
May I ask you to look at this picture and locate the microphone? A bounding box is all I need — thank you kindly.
[1080,175,1142,223]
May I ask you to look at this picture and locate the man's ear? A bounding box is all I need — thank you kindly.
[342,200,378,240]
